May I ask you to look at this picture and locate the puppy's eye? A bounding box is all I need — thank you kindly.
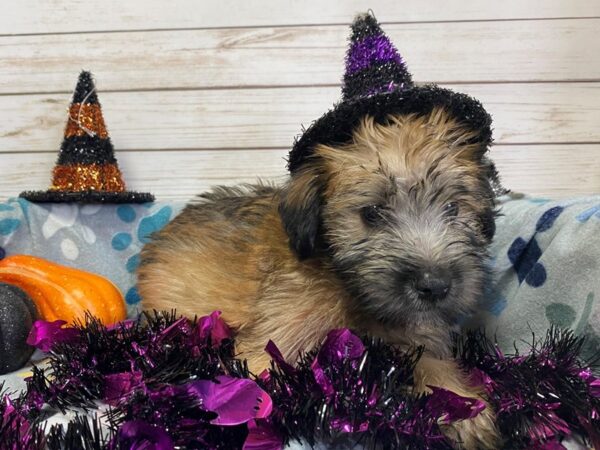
[443,201,459,218]
[361,205,384,226]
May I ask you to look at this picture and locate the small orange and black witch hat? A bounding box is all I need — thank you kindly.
[20,71,154,203]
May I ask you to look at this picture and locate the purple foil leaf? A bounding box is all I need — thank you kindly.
[104,371,144,404]
[310,357,334,398]
[26,319,79,352]
[113,420,174,450]
[198,311,231,347]
[157,317,191,342]
[311,329,365,397]
[257,369,271,383]
[187,375,272,425]
[318,329,365,364]
[426,386,486,424]
[346,35,404,75]
[264,340,295,374]
[243,419,283,450]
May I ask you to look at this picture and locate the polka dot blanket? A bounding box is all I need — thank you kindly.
[469,194,600,362]
[0,198,184,319]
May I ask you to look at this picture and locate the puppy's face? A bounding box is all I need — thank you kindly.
[280,108,496,329]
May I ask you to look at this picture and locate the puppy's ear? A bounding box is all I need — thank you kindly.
[457,139,508,196]
[482,155,509,198]
[279,161,324,260]
[479,205,497,242]
[478,156,505,242]
[457,142,505,242]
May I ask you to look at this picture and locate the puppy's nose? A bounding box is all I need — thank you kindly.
[416,270,451,301]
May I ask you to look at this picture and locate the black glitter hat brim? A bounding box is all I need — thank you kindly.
[19,190,155,204]
[288,84,493,172]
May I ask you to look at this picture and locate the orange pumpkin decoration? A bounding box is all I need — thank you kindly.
[0,255,126,326]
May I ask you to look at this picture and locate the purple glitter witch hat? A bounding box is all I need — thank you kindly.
[288,13,494,176]
[343,13,413,100]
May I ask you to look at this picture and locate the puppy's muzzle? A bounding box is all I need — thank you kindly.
[415,269,452,302]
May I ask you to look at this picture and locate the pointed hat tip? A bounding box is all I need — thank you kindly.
[77,70,94,82]
[73,70,98,104]
[352,11,377,23]
[350,11,382,37]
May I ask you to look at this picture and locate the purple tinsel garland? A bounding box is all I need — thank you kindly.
[1,311,598,449]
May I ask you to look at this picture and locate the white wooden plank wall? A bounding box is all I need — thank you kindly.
[1,1,599,200]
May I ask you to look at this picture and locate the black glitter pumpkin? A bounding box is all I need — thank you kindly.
[0,283,38,374]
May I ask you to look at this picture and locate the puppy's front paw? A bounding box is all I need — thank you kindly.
[441,400,500,450]
[413,356,501,449]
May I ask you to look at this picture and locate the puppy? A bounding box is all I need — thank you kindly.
[138,107,500,448]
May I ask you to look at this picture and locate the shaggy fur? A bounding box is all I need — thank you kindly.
[138,108,500,448]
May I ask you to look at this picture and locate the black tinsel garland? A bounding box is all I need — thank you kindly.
[46,415,108,450]
[456,329,600,449]
[1,311,598,450]
[256,338,454,450]
[0,383,45,450]
[25,311,246,412]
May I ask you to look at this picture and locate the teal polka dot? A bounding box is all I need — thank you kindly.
[545,303,576,329]
[528,198,550,205]
[16,198,30,221]
[125,286,142,305]
[0,219,21,236]
[138,206,172,244]
[117,205,137,223]
[576,205,600,223]
[111,232,132,251]
[126,254,140,273]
